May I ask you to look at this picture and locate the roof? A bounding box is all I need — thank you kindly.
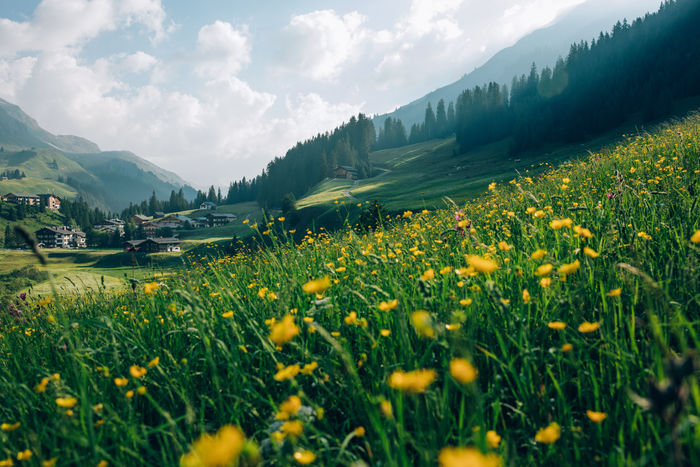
[100,218,124,225]
[146,237,181,244]
[201,201,217,206]
[337,165,357,172]
[133,214,151,220]
[5,192,40,198]
[125,239,147,247]
[38,193,61,200]
[208,213,236,218]
[36,226,85,236]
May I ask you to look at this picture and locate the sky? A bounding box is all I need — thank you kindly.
[0,0,655,188]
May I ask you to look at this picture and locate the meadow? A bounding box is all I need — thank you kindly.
[0,114,698,466]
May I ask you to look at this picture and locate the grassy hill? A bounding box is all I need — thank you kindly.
[0,113,696,465]
[0,177,77,199]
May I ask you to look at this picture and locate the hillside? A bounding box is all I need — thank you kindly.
[0,99,196,211]
[1,113,697,465]
[373,0,661,129]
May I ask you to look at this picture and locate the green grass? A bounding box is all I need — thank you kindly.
[177,201,268,242]
[0,114,698,466]
[0,177,77,199]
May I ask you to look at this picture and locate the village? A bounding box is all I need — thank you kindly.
[1,192,237,252]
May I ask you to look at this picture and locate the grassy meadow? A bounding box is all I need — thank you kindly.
[0,114,699,466]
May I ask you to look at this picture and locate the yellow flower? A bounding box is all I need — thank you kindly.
[269,315,300,346]
[486,430,501,449]
[522,289,530,304]
[180,425,245,467]
[1,422,20,432]
[410,311,435,338]
[129,365,147,379]
[55,397,78,408]
[147,357,160,368]
[498,241,511,251]
[277,395,302,419]
[466,255,499,274]
[637,231,652,241]
[530,249,547,260]
[573,225,593,238]
[221,311,234,318]
[535,264,553,276]
[144,282,160,295]
[378,299,398,311]
[16,450,32,461]
[558,260,580,275]
[42,458,58,467]
[420,268,435,281]
[488,182,496,191]
[380,400,393,418]
[578,322,601,333]
[438,447,500,467]
[137,386,147,395]
[293,450,316,465]
[548,321,567,330]
[561,343,573,352]
[586,410,607,423]
[583,247,599,258]
[126,390,135,398]
[114,377,129,387]
[533,210,545,218]
[440,266,453,274]
[281,420,304,437]
[526,207,536,214]
[549,218,573,230]
[274,364,301,381]
[692,229,700,243]
[353,426,365,437]
[388,369,436,393]
[302,277,331,294]
[539,277,552,288]
[449,358,478,384]
[300,361,318,375]
[606,288,622,297]
[402,210,413,218]
[535,422,561,443]
[459,298,472,307]
[0,458,13,467]
[380,328,391,337]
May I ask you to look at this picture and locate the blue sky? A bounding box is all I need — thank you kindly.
[0,0,658,187]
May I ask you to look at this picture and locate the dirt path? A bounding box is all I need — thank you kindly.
[342,168,392,200]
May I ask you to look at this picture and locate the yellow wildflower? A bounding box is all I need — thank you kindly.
[466,255,499,274]
[300,361,318,375]
[144,282,160,295]
[16,451,31,461]
[129,366,147,379]
[410,311,435,338]
[114,377,129,387]
[269,315,300,346]
[561,343,573,352]
[558,260,580,275]
[0,458,13,467]
[606,288,622,297]
[1,422,20,432]
[277,395,302,419]
[637,231,652,241]
[274,364,300,381]
[535,264,553,276]
[535,422,561,443]
[302,277,331,294]
[522,289,530,304]
[692,229,700,243]
[293,450,316,465]
[420,268,435,281]
[378,299,399,311]
[548,321,566,330]
[147,357,160,368]
[353,426,365,437]
[549,218,573,229]
[438,447,500,467]
[42,458,58,467]
[530,249,547,260]
[486,430,501,449]
[498,241,511,251]
[449,358,478,384]
[55,397,78,408]
[539,277,552,288]
[388,369,436,393]
[459,298,472,306]
[381,328,391,338]
[281,420,304,437]
[180,425,245,467]
[586,410,607,423]
[573,225,593,238]
[583,247,600,258]
[578,322,601,333]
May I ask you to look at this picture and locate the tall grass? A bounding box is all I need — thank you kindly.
[0,115,698,466]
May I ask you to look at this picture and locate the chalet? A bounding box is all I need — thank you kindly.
[124,237,181,253]
[35,226,86,248]
[94,218,125,235]
[132,214,152,225]
[38,194,61,211]
[334,166,358,180]
[200,201,217,210]
[154,211,165,218]
[5,192,41,205]
[206,212,236,227]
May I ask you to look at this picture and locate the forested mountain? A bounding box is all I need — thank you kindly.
[373,0,662,130]
[0,100,196,211]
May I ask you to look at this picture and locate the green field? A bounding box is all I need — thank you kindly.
[0,177,77,199]
[0,114,697,466]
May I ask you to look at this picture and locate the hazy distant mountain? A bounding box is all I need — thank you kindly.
[0,98,196,211]
[374,0,662,129]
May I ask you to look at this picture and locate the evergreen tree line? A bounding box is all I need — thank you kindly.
[407,99,457,145]
[60,199,110,231]
[0,201,43,222]
[1,169,26,179]
[450,0,700,153]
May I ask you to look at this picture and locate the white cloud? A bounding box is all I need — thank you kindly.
[195,21,251,80]
[398,0,464,40]
[277,10,369,81]
[122,51,158,73]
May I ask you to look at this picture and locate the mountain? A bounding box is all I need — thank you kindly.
[0,98,196,212]
[373,0,662,129]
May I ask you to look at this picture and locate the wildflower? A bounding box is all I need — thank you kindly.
[466,255,499,274]
[637,231,652,241]
[0,459,11,467]
[533,210,545,218]
[522,289,530,304]
[293,450,316,465]
[269,315,300,346]
[692,229,700,243]
[16,451,32,461]
[137,386,147,395]
[558,260,580,276]
[55,397,78,408]
[114,377,129,387]
[486,430,501,449]
[438,447,500,467]
[440,266,453,274]
[180,425,245,467]
[126,390,135,398]
[548,321,566,330]
[574,225,593,238]
[353,426,365,437]
[1,422,20,432]
[274,364,300,381]
[380,328,391,337]
[530,249,547,260]
[378,299,398,311]
[380,400,393,418]
[420,268,435,281]
[402,210,413,218]
[459,298,472,306]
[344,311,358,325]
[388,369,436,393]
[300,361,318,375]
[129,366,147,379]
[535,422,561,443]
[561,343,573,352]
[586,410,607,423]
[498,241,512,251]
[526,207,536,214]
[539,277,552,288]
[144,282,160,295]
[411,311,435,338]
[578,322,601,333]
[606,288,622,297]
[302,277,331,294]
[488,182,496,191]
[449,358,478,384]
[549,218,573,230]
[42,458,58,467]
[583,247,600,258]
[281,420,304,437]
[535,264,553,276]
